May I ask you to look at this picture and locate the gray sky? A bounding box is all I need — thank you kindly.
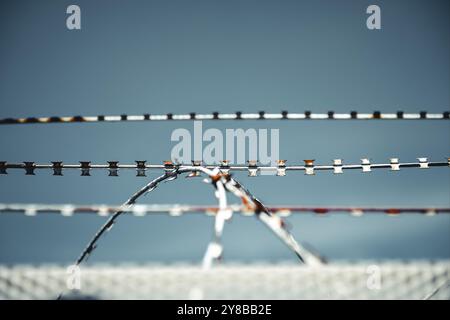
[0,0,449,264]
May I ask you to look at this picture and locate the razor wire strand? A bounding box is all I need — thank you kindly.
[0,158,448,176]
[1,203,448,216]
[0,110,449,125]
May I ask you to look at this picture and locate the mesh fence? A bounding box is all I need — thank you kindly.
[1,261,448,300]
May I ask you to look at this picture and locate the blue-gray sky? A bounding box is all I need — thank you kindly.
[0,0,449,264]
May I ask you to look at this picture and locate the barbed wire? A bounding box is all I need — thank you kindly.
[1,158,448,176]
[1,203,448,216]
[0,111,449,125]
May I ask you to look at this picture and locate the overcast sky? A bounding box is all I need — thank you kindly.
[0,0,449,264]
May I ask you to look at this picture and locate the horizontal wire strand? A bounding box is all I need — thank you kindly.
[1,203,448,216]
[0,158,448,176]
[0,111,449,125]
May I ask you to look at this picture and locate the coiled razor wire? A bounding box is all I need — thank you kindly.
[1,203,448,216]
[0,110,449,125]
[1,157,448,176]
[58,167,323,298]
